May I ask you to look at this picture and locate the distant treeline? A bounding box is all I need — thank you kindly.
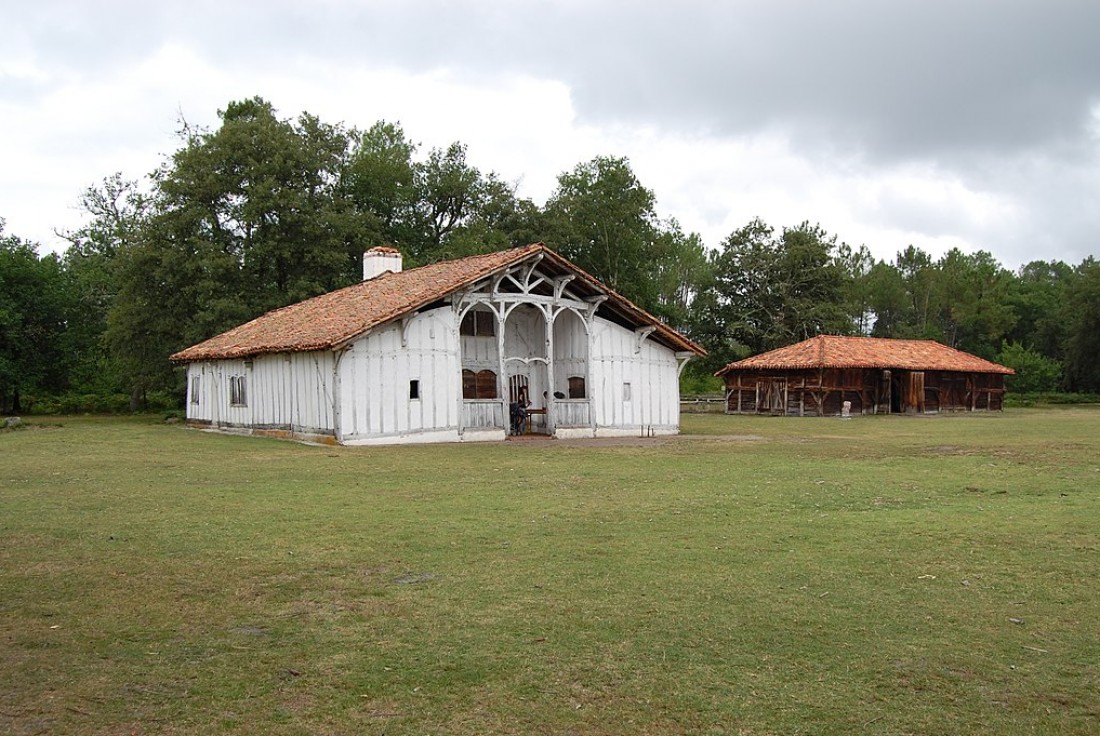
[1,97,1097,413]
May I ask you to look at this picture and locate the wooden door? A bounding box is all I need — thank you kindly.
[757,378,787,414]
[906,371,925,413]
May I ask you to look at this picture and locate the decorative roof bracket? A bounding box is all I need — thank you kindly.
[584,294,609,322]
[553,275,576,300]
[400,312,419,348]
[635,325,657,353]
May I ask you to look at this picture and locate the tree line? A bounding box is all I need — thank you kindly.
[2,97,1098,413]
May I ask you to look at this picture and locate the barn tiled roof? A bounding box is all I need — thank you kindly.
[171,243,705,362]
[715,335,1013,376]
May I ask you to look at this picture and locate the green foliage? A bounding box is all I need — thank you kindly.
[1005,260,1073,360]
[9,96,1100,406]
[933,249,1017,358]
[1062,258,1100,392]
[58,174,149,396]
[542,156,708,323]
[998,341,1062,393]
[0,220,70,412]
[543,155,659,300]
[678,364,724,395]
[694,218,855,363]
[1004,391,1100,407]
[864,247,1025,359]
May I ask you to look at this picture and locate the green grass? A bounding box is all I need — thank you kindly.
[2,410,1099,735]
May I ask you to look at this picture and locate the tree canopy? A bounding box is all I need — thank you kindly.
[1,96,1097,410]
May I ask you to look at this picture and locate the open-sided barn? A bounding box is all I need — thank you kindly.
[171,243,704,445]
[716,335,1013,416]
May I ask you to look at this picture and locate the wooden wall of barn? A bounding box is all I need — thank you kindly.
[722,368,1006,415]
[589,317,680,435]
[337,306,461,443]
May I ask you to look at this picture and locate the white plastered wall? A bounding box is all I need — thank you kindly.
[336,306,461,443]
[588,316,681,435]
[185,352,335,434]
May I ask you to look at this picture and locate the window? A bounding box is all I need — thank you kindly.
[568,376,586,399]
[462,369,498,399]
[230,375,248,407]
[409,380,420,400]
[460,310,495,337]
[623,382,632,402]
[191,376,200,405]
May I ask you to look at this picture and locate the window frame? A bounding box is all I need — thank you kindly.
[229,375,248,407]
[460,309,496,337]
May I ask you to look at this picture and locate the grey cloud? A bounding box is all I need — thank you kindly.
[19,2,1099,162]
[9,1,1099,267]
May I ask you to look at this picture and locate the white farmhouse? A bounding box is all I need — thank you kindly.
[171,243,705,445]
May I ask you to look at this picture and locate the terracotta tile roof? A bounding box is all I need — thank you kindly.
[715,335,1014,375]
[171,243,705,362]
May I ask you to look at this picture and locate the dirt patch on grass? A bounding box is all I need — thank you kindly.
[541,434,765,448]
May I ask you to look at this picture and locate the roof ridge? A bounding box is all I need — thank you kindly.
[170,241,704,363]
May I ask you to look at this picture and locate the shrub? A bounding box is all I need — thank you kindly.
[998,342,1062,393]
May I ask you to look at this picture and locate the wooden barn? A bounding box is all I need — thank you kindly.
[716,335,1013,416]
[171,243,705,445]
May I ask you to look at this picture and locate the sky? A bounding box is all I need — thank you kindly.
[3,0,1099,270]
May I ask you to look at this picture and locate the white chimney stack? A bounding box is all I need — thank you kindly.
[362,246,403,280]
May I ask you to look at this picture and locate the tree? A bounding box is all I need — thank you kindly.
[864,260,909,337]
[542,156,661,309]
[107,97,375,404]
[58,174,150,395]
[412,142,488,261]
[1062,258,1100,392]
[648,220,710,330]
[998,342,1061,393]
[703,219,854,356]
[342,121,418,253]
[1005,260,1073,361]
[0,220,69,412]
[836,243,875,335]
[893,245,939,338]
[422,170,541,261]
[932,248,1016,358]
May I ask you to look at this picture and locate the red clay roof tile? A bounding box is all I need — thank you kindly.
[171,243,704,362]
[715,335,1013,375]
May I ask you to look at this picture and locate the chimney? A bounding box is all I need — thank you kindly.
[362,246,403,280]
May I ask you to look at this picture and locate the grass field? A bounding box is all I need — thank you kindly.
[2,409,1099,735]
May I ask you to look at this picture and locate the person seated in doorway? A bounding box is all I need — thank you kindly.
[510,386,529,435]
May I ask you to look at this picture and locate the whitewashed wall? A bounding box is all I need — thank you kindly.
[503,305,549,404]
[552,310,588,394]
[337,306,461,443]
[185,353,335,434]
[459,306,499,372]
[183,304,685,444]
[589,317,681,435]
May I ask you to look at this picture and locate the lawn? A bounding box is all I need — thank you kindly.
[2,409,1098,735]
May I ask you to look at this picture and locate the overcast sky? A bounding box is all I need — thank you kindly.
[4,0,1099,269]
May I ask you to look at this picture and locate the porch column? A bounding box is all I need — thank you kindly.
[496,302,508,426]
[543,305,555,434]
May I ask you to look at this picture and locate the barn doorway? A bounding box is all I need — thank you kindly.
[756,378,787,414]
[503,305,551,434]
